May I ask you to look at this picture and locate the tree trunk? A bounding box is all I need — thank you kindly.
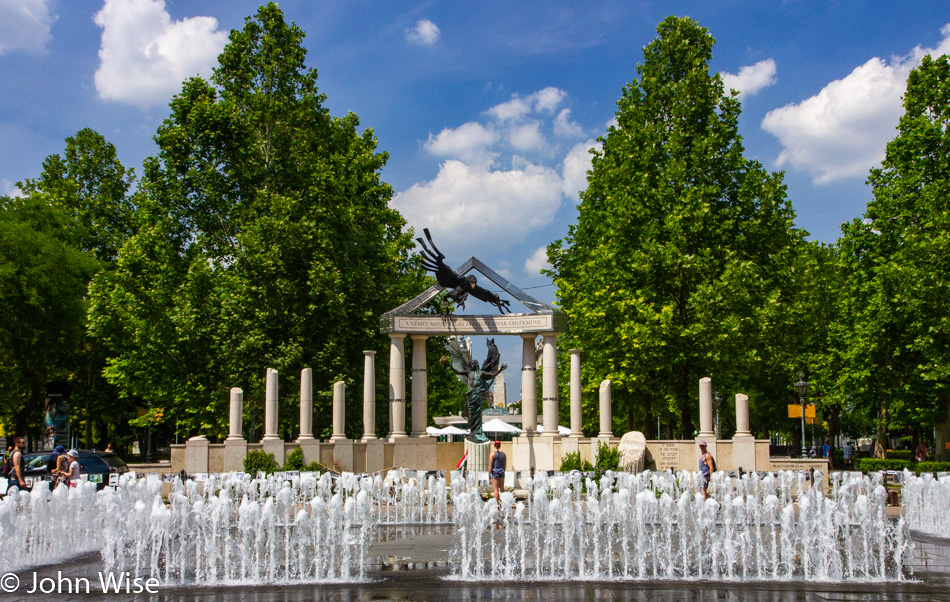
[875,400,888,459]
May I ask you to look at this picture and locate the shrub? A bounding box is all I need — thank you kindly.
[301,461,323,473]
[855,458,910,472]
[284,447,304,470]
[244,450,280,476]
[595,441,621,472]
[916,462,950,475]
[559,451,593,472]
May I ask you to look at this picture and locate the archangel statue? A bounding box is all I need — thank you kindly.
[442,338,507,443]
[416,228,511,313]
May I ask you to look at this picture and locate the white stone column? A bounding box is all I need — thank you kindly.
[226,387,244,441]
[541,333,559,437]
[569,349,582,437]
[389,334,407,438]
[495,374,507,407]
[410,335,428,436]
[331,380,346,440]
[599,379,613,437]
[520,334,538,435]
[735,393,751,435]
[263,368,280,441]
[363,350,377,440]
[298,368,314,441]
[698,377,714,439]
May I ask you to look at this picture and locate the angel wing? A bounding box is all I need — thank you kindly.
[482,338,501,375]
[416,228,464,290]
[445,337,474,384]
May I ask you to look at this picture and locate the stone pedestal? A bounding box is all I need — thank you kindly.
[223,435,247,472]
[511,433,558,472]
[393,437,438,471]
[298,439,321,465]
[185,435,209,474]
[465,439,491,473]
[561,435,580,457]
[569,349,583,437]
[365,438,386,473]
[333,439,354,472]
[262,438,285,466]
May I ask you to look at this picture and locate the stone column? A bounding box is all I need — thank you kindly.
[389,334,407,438]
[520,334,538,435]
[226,387,244,441]
[331,380,346,440]
[598,379,613,437]
[263,368,280,441]
[298,368,314,441]
[541,333,559,437]
[410,335,428,436]
[363,351,377,440]
[698,377,714,439]
[735,392,751,435]
[569,349,582,437]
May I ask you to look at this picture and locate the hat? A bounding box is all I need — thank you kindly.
[698,440,707,447]
[67,449,79,458]
[55,445,65,453]
[494,440,501,447]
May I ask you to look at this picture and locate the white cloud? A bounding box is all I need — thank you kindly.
[392,160,563,256]
[554,108,584,137]
[0,0,56,55]
[1,179,23,198]
[720,58,777,96]
[531,87,567,113]
[762,26,950,184]
[561,140,600,200]
[507,121,544,151]
[424,122,498,166]
[94,0,228,108]
[405,18,440,46]
[488,87,567,122]
[524,246,551,275]
[488,97,531,122]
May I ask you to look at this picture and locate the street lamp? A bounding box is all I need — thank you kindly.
[794,374,809,459]
[713,391,722,441]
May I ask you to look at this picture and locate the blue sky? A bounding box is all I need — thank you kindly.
[3,1,950,399]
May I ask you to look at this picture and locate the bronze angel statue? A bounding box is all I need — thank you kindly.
[441,338,507,443]
[417,228,511,313]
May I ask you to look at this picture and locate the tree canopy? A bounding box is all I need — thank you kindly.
[88,3,424,439]
[549,16,804,438]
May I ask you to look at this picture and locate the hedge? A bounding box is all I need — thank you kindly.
[855,458,911,472]
[915,462,950,474]
[887,450,912,461]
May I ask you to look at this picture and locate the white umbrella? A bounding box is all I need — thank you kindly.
[482,418,523,434]
[537,424,571,436]
[425,426,444,436]
[440,425,470,435]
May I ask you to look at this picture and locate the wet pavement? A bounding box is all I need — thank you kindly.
[3,529,950,601]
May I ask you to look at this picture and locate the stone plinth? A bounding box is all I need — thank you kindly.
[365,439,386,473]
[511,434,559,472]
[223,438,247,472]
[185,435,209,473]
[393,437,439,471]
[465,439,491,473]
[262,437,285,466]
[333,439,355,472]
[297,439,321,465]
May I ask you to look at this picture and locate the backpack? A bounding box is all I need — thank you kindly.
[1,454,12,479]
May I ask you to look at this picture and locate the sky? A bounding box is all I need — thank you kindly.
[2,0,950,403]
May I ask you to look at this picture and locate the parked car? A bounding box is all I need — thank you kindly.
[19,450,129,490]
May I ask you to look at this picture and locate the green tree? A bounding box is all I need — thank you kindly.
[0,196,97,438]
[836,54,950,458]
[89,3,425,439]
[548,16,804,438]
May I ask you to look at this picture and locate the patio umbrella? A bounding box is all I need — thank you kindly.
[537,424,572,436]
[481,418,523,434]
[425,426,444,436]
[440,425,470,435]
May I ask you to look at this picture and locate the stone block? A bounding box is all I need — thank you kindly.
[184,436,209,474]
[223,439,247,472]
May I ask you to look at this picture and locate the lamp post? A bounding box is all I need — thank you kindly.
[794,374,809,459]
[713,391,722,441]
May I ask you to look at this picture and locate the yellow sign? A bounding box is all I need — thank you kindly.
[788,404,817,419]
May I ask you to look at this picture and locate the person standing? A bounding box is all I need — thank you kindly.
[916,442,930,463]
[489,440,506,508]
[7,437,27,491]
[698,441,714,500]
[843,440,852,468]
[65,449,81,488]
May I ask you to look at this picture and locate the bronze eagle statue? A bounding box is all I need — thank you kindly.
[416,228,511,314]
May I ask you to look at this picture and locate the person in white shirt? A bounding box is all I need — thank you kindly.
[66,449,81,487]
